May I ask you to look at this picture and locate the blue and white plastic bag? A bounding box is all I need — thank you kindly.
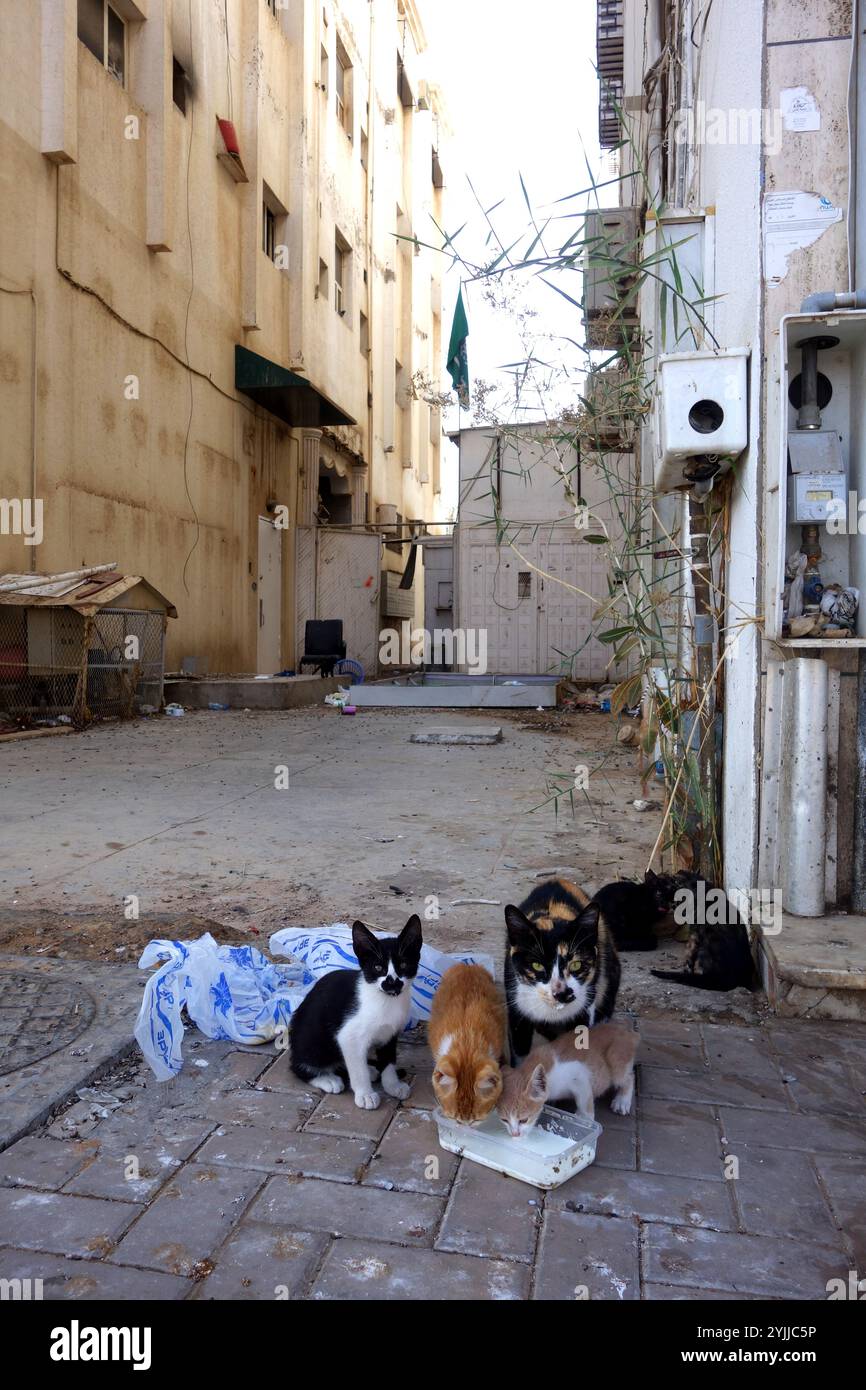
[136,927,494,1080]
[135,934,311,1081]
[269,924,494,1026]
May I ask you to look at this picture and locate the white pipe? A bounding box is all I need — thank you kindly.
[779,658,829,917]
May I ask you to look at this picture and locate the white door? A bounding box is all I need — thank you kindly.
[295,528,382,678]
[257,516,282,674]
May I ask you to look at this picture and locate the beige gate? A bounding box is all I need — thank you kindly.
[295,528,382,678]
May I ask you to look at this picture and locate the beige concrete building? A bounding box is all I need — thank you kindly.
[0,0,449,675]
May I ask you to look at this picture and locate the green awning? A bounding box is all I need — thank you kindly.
[235,345,355,428]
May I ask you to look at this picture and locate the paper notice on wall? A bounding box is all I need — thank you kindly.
[780,87,821,132]
[763,191,843,286]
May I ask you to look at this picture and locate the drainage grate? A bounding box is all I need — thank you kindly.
[0,971,96,1076]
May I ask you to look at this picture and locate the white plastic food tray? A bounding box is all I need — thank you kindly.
[435,1105,602,1189]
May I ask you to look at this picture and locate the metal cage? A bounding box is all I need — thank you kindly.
[0,603,166,730]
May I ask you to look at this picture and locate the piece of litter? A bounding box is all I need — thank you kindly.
[450,897,501,907]
[193,1059,209,1068]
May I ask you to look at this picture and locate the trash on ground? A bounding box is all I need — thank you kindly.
[324,687,352,707]
[164,703,185,717]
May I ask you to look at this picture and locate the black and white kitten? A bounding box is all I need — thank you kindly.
[289,916,423,1109]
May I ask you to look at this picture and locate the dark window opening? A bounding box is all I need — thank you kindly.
[518,571,532,600]
[172,58,187,114]
[397,52,413,108]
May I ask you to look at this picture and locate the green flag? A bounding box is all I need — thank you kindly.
[447,286,470,409]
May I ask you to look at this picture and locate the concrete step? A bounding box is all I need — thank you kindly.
[757,912,866,1021]
[164,675,343,710]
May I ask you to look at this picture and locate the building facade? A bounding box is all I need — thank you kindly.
[597,0,866,1004]
[0,0,449,675]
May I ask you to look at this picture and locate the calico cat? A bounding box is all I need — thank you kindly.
[651,873,757,992]
[497,1021,638,1136]
[428,962,507,1124]
[289,916,422,1109]
[503,877,621,1061]
[591,869,680,951]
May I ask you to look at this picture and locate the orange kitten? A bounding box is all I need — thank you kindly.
[497,1021,637,1137]
[428,963,506,1123]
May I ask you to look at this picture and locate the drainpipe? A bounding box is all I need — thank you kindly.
[779,659,829,917]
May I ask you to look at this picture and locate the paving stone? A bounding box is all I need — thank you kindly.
[312,1237,529,1300]
[364,1108,457,1195]
[812,1153,866,1264]
[546,1166,736,1231]
[197,1126,373,1181]
[256,1055,329,1097]
[534,1210,639,1300]
[436,1161,541,1263]
[642,1224,848,1299]
[250,1175,444,1245]
[209,1051,273,1090]
[0,1135,99,1191]
[0,1248,189,1300]
[639,1065,791,1111]
[701,1025,783,1082]
[62,1133,194,1202]
[638,1098,725,1179]
[109,1162,264,1275]
[0,1188,137,1259]
[402,1072,437,1109]
[192,1223,327,1300]
[594,1124,637,1170]
[636,1037,707,1071]
[775,1057,866,1117]
[636,1020,704,1044]
[189,1085,318,1131]
[730,1145,840,1244]
[718,1105,866,1153]
[643,1283,771,1301]
[303,1090,398,1140]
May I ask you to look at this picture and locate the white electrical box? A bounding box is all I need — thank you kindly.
[787,472,847,524]
[654,347,750,493]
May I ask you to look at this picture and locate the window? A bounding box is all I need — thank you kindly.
[78,0,126,86]
[432,148,444,189]
[360,127,368,171]
[518,572,532,600]
[334,230,351,315]
[335,36,352,137]
[397,52,413,108]
[359,311,369,356]
[263,203,276,260]
[318,258,329,301]
[172,58,187,114]
[262,184,288,264]
[319,44,329,95]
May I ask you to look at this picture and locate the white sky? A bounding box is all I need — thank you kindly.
[422,0,604,452]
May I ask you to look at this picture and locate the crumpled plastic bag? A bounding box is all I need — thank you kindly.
[269,924,494,1026]
[136,928,495,1080]
[135,934,311,1081]
[785,550,808,619]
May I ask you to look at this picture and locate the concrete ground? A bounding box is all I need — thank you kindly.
[1,707,864,1300]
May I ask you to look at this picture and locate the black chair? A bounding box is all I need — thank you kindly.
[299,620,346,677]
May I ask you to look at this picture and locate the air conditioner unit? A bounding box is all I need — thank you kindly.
[654,347,750,493]
[381,571,414,619]
[583,208,641,349]
[583,368,641,446]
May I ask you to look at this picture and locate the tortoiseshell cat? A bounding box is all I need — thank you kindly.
[651,872,757,992]
[503,877,621,1061]
[591,869,681,951]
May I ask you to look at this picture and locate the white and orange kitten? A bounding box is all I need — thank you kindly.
[497,1021,637,1137]
[428,963,506,1124]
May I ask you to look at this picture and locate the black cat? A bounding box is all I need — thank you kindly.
[591,869,681,951]
[503,877,620,1061]
[651,873,757,992]
[289,917,422,1109]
